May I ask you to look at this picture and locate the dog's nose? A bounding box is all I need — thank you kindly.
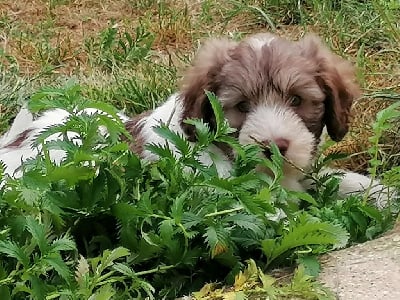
[262,138,289,157]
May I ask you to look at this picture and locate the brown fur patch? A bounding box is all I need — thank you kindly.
[4,129,33,148]
[124,110,152,156]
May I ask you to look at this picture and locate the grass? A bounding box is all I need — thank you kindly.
[0,0,399,298]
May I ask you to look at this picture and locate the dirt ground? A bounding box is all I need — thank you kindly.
[319,222,400,299]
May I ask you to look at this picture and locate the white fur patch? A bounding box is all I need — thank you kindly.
[0,108,127,177]
[239,104,315,191]
[0,108,70,176]
[247,34,276,52]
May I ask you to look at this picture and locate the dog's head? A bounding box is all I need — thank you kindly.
[179,33,360,172]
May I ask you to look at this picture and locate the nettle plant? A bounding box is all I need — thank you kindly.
[0,83,396,299]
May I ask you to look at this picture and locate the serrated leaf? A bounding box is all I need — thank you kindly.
[19,188,42,205]
[297,256,321,277]
[83,101,121,122]
[223,214,264,235]
[141,231,161,247]
[291,191,318,206]
[262,213,349,267]
[97,113,127,143]
[98,247,130,272]
[33,124,69,147]
[88,284,116,300]
[29,84,81,113]
[204,225,230,258]
[182,212,204,230]
[0,240,30,267]
[375,101,400,122]
[159,219,174,242]
[49,236,76,252]
[112,263,136,277]
[25,216,49,254]
[47,166,96,186]
[75,255,90,285]
[30,275,47,300]
[233,259,259,290]
[153,125,191,156]
[358,205,383,222]
[171,191,188,223]
[238,194,272,216]
[183,119,212,147]
[112,203,148,223]
[146,143,176,160]
[206,177,234,193]
[206,91,230,137]
[43,254,72,282]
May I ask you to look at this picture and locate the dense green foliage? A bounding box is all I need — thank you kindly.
[0,84,398,299]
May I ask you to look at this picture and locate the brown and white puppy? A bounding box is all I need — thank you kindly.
[127,32,360,191]
[0,33,390,206]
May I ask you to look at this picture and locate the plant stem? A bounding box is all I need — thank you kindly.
[135,264,176,276]
[205,207,243,217]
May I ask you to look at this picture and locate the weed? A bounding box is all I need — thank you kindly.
[83,61,177,114]
[85,23,154,71]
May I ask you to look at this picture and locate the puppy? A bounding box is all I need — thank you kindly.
[0,33,391,206]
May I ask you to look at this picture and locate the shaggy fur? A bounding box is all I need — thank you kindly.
[0,33,391,207]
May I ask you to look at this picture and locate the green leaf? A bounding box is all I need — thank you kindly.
[30,275,47,300]
[358,205,383,223]
[88,284,116,300]
[204,225,231,258]
[146,143,176,160]
[83,101,121,123]
[0,240,30,267]
[112,203,148,223]
[183,119,212,147]
[223,213,264,236]
[29,82,83,113]
[375,101,400,123]
[153,125,191,156]
[97,247,130,273]
[206,177,234,193]
[182,212,204,230]
[43,254,72,282]
[25,216,49,254]
[297,256,321,277]
[159,219,174,242]
[290,191,318,206]
[238,194,273,216]
[0,286,11,300]
[112,263,136,277]
[19,188,42,205]
[49,236,76,252]
[205,91,229,137]
[171,191,190,223]
[47,166,97,186]
[262,213,349,267]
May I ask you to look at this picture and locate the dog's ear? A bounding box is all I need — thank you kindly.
[179,38,237,141]
[298,34,360,142]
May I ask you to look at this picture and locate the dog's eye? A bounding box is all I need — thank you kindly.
[289,95,302,107]
[236,101,251,113]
